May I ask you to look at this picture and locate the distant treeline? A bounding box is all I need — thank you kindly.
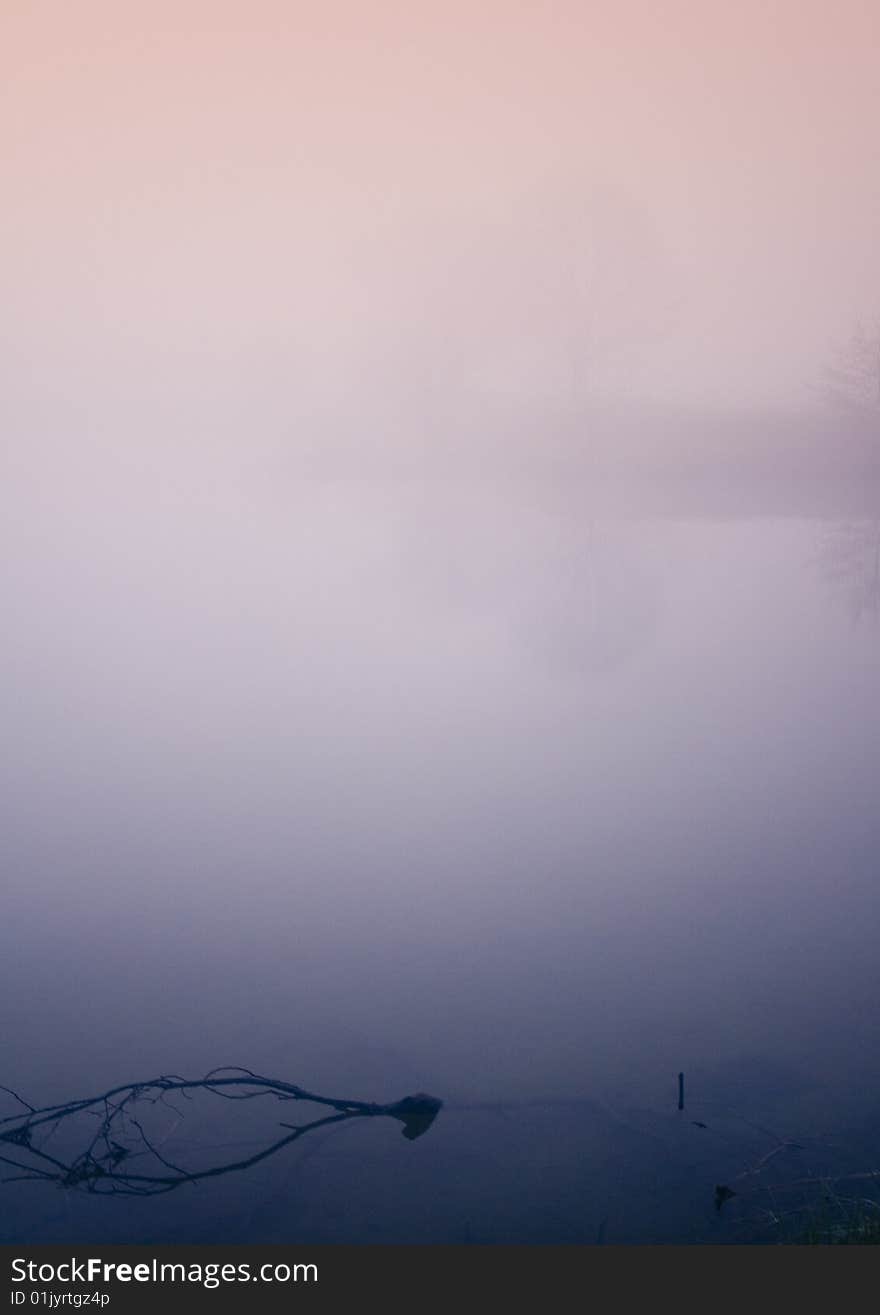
[301,401,880,519]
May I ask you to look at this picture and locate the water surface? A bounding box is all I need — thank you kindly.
[2,483,879,1243]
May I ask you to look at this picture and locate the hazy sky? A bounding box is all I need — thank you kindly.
[2,0,879,428]
[3,4,880,1249]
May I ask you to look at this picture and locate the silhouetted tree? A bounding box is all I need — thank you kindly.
[825,320,880,417]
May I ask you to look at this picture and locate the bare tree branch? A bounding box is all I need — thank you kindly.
[0,1072,443,1197]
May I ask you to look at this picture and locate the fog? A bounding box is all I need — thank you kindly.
[2,0,880,1244]
[4,0,880,424]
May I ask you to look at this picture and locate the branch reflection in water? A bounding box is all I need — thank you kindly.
[0,1068,443,1197]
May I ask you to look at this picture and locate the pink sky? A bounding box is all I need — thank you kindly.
[3,0,879,418]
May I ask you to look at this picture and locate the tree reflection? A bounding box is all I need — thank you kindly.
[815,519,880,624]
[519,519,658,674]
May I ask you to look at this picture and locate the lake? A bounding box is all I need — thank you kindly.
[2,471,879,1243]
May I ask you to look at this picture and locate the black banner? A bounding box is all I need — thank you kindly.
[1,1246,869,1312]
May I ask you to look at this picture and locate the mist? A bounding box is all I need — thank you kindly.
[2,0,880,1245]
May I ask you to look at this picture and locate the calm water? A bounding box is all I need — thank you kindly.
[2,482,879,1243]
